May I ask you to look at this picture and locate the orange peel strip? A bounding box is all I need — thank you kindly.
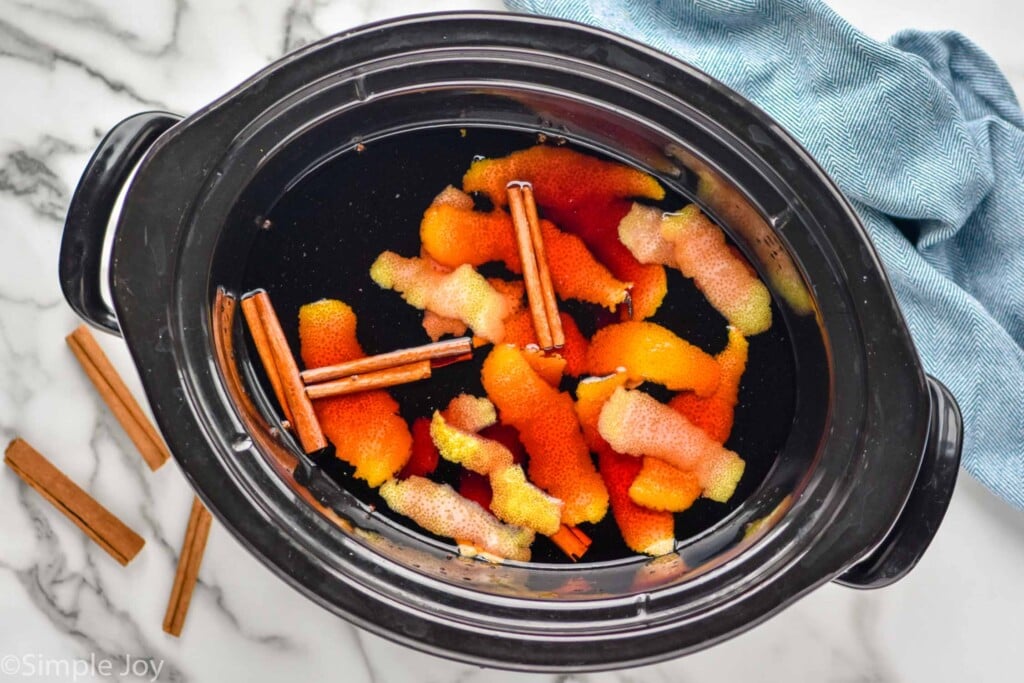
[481,345,609,525]
[298,299,411,487]
[575,372,675,555]
[370,252,512,343]
[538,198,667,321]
[617,202,676,266]
[462,148,666,319]
[598,387,745,503]
[661,205,772,336]
[520,347,566,387]
[379,476,533,562]
[431,411,563,535]
[422,278,522,342]
[430,411,514,475]
[442,394,497,434]
[586,321,720,396]
[628,458,701,513]
[501,309,588,376]
[462,145,664,208]
[422,193,629,310]
[668,326,750,444]
[399,417,439,479]
[488,464,563,536]
[599,448,676,557]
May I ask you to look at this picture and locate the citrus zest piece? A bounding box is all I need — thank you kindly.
[462,145,664,207]
[422,192,629,310]
[661,205,772,335]
[669,326,749,443]
[298,299,411,487]
[598,387,745,502]
[430,411,514,475]
[380,476,534,562]
[481,345,609,525]
[586,321,720,396]
[575,372,674,556]
[398,417,440,479]
[500,309,588,376]
[489,464,563,536]
[370,252,513,343]
[442,394,497,433]
[628,458,701,512]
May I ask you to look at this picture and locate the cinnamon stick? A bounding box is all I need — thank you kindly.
[241,290,326,453]
[4,438,145,565]
[66,325,170,471]
[300,337,472,384]
[429,350,475,369]
[163,496,213,637]
[548,524,592,562]
[507,183,554,349]
[305,360,432,400]
[240,295,295,425]
[520,184,565,348]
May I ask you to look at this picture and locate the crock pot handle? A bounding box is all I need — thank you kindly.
[59,112,182,336]
[835,375,963,589]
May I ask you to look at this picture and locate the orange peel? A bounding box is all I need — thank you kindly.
[462,147,666,319]
[298,299,411,487]
[547,199,667,321]
[399,417,440,479]
[422,192,629,310]
[488,464,563,536]
[599,449,676,557]
[430,411,514,475]
[500,309,588,376]
[422,310,468,341]
[628,458,702,512]
[422,278,522,342]
[370,252,512,342]
[442,394,497,433]
[574,372,674,556]
[379,476,534,562]
[431,409,563,535]
[462,145,664,208]
[617,202,675,266]
[586,321,720,396]
[520,347,566,387]
[598,387,745,502]
[661,205,772,335]
[669,326,749,443]
[481,344,608,525]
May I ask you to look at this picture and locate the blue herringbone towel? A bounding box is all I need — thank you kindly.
[508,0,1024,508]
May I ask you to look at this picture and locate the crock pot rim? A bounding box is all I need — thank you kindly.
[104,11,931,670]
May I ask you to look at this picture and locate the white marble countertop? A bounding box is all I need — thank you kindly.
[1,1,1022,681]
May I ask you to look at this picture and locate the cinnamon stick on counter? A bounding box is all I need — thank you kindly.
[66,325,170,471]
[163,496,213,637]
[4,438,145,565]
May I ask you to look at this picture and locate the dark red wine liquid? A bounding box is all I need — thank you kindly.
[242,127,796,563]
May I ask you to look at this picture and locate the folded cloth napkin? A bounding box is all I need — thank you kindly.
[507,0,1024,508]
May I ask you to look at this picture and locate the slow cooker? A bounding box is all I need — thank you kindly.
[57,12,962,671]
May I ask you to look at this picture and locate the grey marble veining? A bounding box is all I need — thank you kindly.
[0,1,1021,682]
